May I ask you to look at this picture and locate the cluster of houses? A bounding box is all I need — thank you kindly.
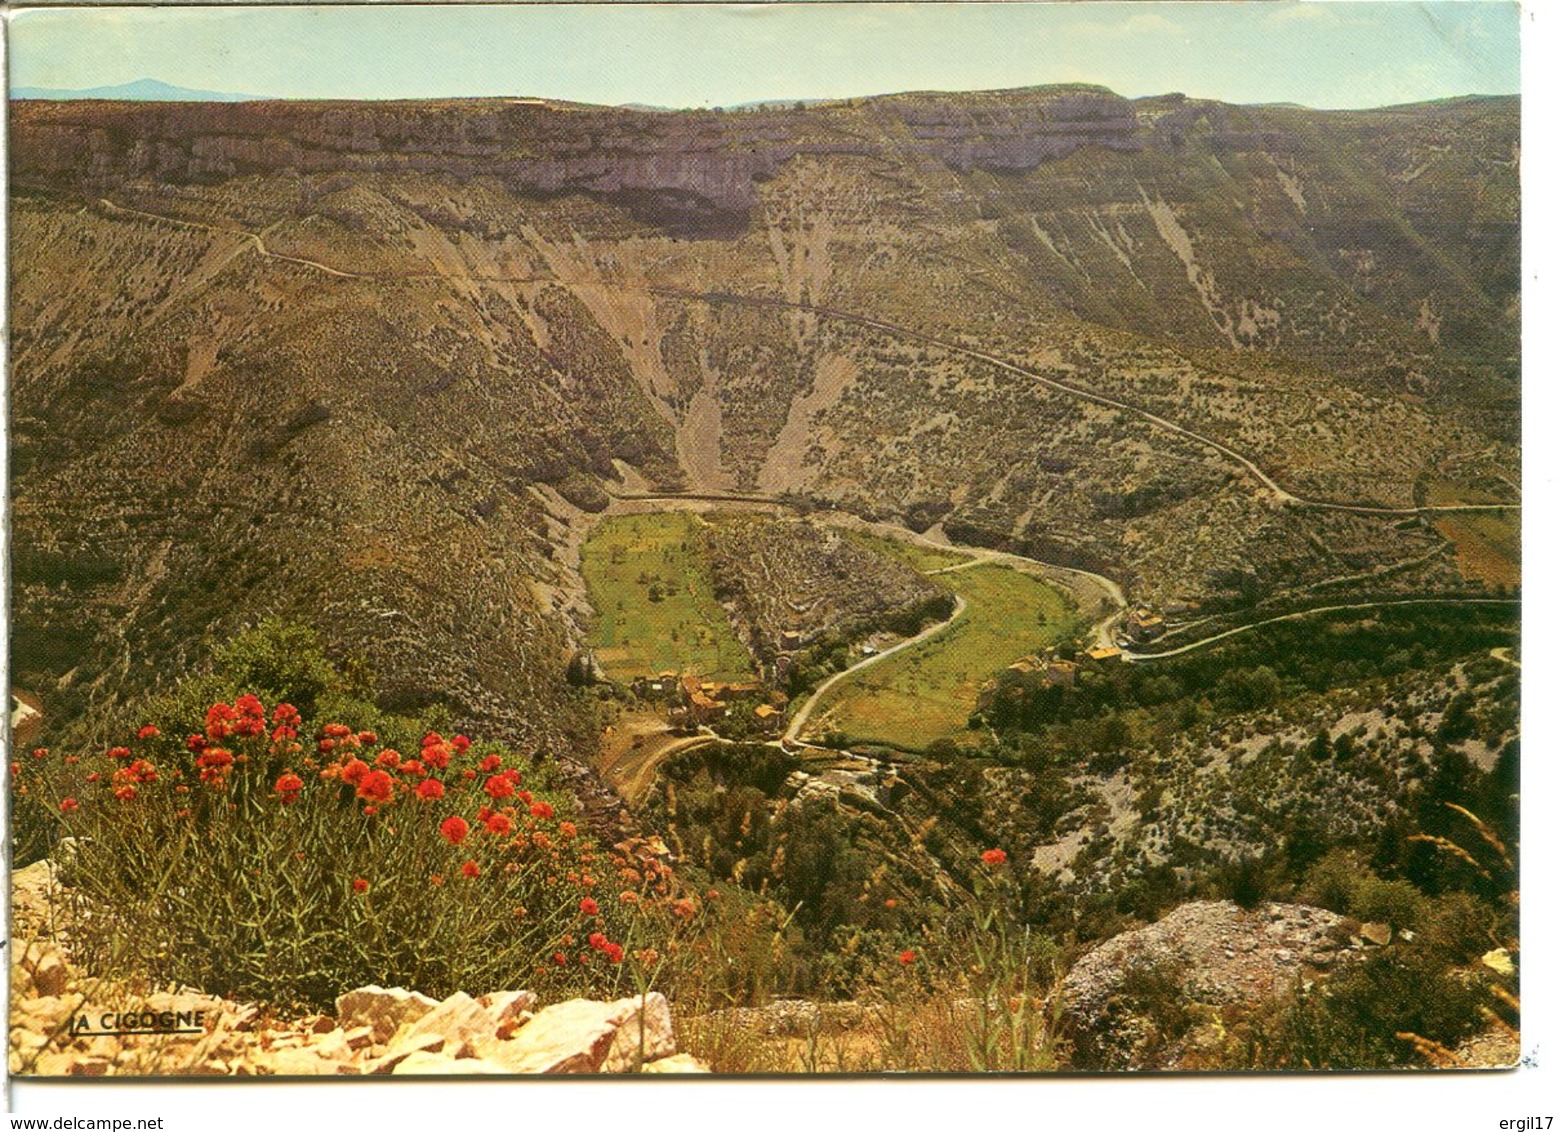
[1118,601,1200,646]
[629,671,787,734]
[975,643,1123,713]
[1123,607,1166,643]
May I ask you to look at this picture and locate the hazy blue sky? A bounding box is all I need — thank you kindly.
[10,2,1520,110]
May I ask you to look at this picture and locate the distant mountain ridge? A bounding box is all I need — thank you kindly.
[11,77,268,102]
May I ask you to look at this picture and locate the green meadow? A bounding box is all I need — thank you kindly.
[581,512,755,682]
[811,562,1075,752]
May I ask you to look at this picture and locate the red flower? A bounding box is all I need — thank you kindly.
[196,748,234,786]
[186,734,207,753]
[357,731,378,745]
[423,744,451,771]
[559,821,577,839]
[375,749,402,769]
[415,778,445,802]
[105,746,131,761]
[461,860,481,879]
[84,772,101,783]
[114,785,137,802]
[137,725,161,740]
[205,702,238,741]
[340,758,370,786]
[126,759,158,784]
[440,816,470,845]
[981,848,1008,867]
[529,801,554,820]
[553,952,568,966]
[10,763,20,778]
[234,695,267,738]
[352,877,370,894]
[59,798,80,813]
[484,775,515,800]
[421,731,445,748]
[588,932,608,951]
[452,735,471,754]
[480,754,502,773]
[485,813,515,836]
[275,772,305,803]
[603,943,624,964]
[272,703,302,727]
[399,760,426,777]
[462,769,477,781]
[356,769,394,804]
[322,722,352,739]
[672,898,696,920]
[898,950,916,967]
[579,897,599,916]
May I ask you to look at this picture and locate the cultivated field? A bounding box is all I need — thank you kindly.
[1425,480,1521,588]
[808,562,1075,751]
[580,513,755,682]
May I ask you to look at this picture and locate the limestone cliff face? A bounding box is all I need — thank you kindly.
[7,87,1285,213]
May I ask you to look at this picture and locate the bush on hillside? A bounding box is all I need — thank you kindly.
[21,694,685,1012]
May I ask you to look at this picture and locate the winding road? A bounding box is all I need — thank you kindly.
[1121,597,1517,662]
[783,594,969,744]
[647,288,1518,521]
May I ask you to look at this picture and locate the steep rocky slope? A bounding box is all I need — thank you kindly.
[9,86,1518,757]
[700,514,947,661]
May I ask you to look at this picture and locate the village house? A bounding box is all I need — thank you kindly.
[631,669,683,702]
[1045,658,1078,687]
[753,703,784,735]
[676,674,726,726]
[976,652,1077,712]
[1125,607,1166,643]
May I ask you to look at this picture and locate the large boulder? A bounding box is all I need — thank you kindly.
[480,994,675,1074]
[1059,900,1360,1070]
[334,986,440,1044]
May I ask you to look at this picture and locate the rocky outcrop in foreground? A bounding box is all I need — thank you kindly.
[1059,900,1362,1070]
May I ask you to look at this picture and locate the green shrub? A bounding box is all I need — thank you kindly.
[1253,949,1486,1069]
[1350,877,1427,932]
[1298,848,1372,913]
[1419,891,1501,965]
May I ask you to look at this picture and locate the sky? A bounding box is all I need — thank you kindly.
[7,1,1521,110]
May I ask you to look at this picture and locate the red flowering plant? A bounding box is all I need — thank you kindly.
[30,689,684,1011]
